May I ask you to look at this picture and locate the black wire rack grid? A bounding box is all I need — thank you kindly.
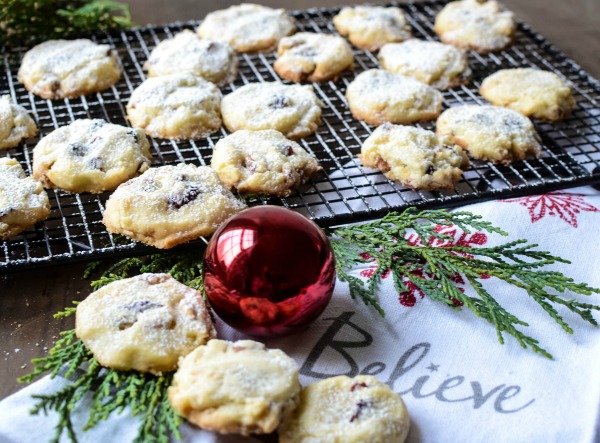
[1,1,600,273]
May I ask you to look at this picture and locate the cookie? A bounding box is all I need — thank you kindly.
[436,105,542,164]
[0,96,38,150]
[279,375,410,443]
[102,164,246,249]
[378,39,471,90]
[211,130,321,196]
[434,0,516,54]
[168,339,301,435]
[75,273,216,374]
[221,82,322,139]
[144,30,238,86]
[479,68,576,121]
[346,69,443,126]
[274,32,353,83]
[127,74,222,140]
[32,119,151,194]
[197,3,296,53]
[359,124,469,190]
[17,39,121,99]
[0,158,50,241]
[333,6,411,51]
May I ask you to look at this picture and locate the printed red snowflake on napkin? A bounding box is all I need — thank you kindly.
[360,225,489,308]
[501,192,598,228]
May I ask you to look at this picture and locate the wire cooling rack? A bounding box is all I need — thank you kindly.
[1,1,600,272]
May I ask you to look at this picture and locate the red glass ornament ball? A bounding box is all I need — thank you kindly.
[203,206,336,337]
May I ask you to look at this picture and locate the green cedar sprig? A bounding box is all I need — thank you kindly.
[0,0,132,47]
[18,305,181,443]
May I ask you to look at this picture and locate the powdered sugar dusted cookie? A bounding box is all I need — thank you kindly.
[274,32,353,83]
[127,74,222,140]
[437,105,542,164]
[333,6,411,51]
[144,30,237,86]
[346,69,443,126]
[32,119,151,194]
[103,164,246,249]
[279,375,410,443]
[18,39,121,99]
[479,68,576,121]
[197,3,296,53]
[378,39,471,90]
[211,130,321,196]
[75,273,216,374]
[221,82,322,139]
[0,96,37,150]
[434,0,515,54]
[168,339,301,435]
[359,124,469,190]
[0,158,50,241]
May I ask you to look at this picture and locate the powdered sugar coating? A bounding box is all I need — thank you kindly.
[197,3,296,53]
[480,68,576,121]
[211,129,321,196]
[75,273,216,374]
[103,164,246,249]
[0,158,50,240]
[0,96,38,150]
[127,74,222,140]
[437,105,542,164]
[434,0,515,54]
[18,39,121,99]
[32,119,151,194]
[144,30,238,86]
[274,32,354,83]
[333,6,411,51]
[169,339,301,435]
[221,82,322,139]
[279,375,410,443]
[359,124,469,190]
[378,39,471,90]
[346,69,443,126]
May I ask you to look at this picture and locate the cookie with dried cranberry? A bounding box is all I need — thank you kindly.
[0,158,50,241]
[279,375,410,443]
[211,129,321,196]
[127,74,222,140]
[144,30,237,86]
[221,82,322,139]
[169,339,301,435]
[436,105,542,164]
[274,32,353,83]
[32,119,151,194]
[333,6,411,51]
[0,95,38,150]
[18,39,121,99]
[75,273,216,374]
[359,124,469,190]
[102,164,246,249]
[196,3,296,53]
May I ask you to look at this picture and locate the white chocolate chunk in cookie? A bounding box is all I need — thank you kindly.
[18,39,122,99]
[359,124,469,190]
[0,96,38,150]
[211,130,321,196]
[168,339,301,435]
[197,3,296,53]
[102,164,246,249]
[436,105,542,164]
[279,375,410,443]
[75,273,216,374]
[0,158,50,241]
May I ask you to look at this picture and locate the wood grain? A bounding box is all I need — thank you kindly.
[1,0,598,401]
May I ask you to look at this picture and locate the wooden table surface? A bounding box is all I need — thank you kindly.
[1,0,599,401]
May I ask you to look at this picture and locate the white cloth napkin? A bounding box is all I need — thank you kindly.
[1,187,599,443]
